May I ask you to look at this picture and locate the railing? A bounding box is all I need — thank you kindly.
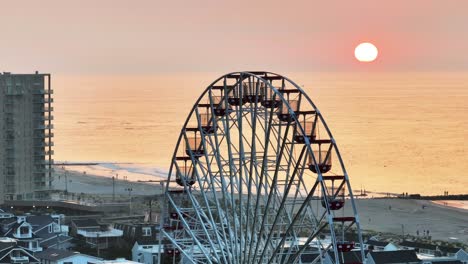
[10,256,29,263]
[34,150,54,156]
[32,89,53,95]
[33,98,53,104]
[77,228,123,238]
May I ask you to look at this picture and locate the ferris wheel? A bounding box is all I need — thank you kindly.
[159,72,365,264]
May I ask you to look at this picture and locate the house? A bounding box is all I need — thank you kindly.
[0,238,40,263]
[0,213,73,252]
[27,214,73,250]
[0,210,14,219]
[421,259,463,264]
[365,239,398,251]
[35,248,103,264]
[71,219,123,249]
[454,248,468,262]
[3,216,43,252]
[399,241,438,255]
[438,246,467,258]
[113,222,160,244]
[367,250,420,264]
[132,240,163,264]
[342,250,367,263]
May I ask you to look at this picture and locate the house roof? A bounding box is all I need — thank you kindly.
[342,250,367,263]
[0,242,14,253]
[35,248,79,261]
[369,250,420,264]
[366,239,389,247]
[72,219,100,228]
[40,236,74,248]
[438,246,462,254]
[27,215,54,230]
[298,253,320,263]
[430,261,463,264]
[399,241,438,250]
[0,218,16,226]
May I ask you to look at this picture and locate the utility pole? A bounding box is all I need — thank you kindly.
[125,187,133,215]
[64,170,68,195]
[97,232,100,257]
[112,176,115,202]
[148,200,153,222]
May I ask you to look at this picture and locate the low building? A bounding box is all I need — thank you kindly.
[399,241,438,255]
[438,247,467,258]
[71,219,123,249]
[114,222,159,245]
[367,250,420,264]
[365,239,398,251]
[132,240,163,264]
[35,248,102,264]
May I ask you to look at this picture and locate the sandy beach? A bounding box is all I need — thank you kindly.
[52,166,164,196]
[345,198,468,244]
[53,167,467,244]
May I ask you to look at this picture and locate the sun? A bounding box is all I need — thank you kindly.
[354,42,378,62]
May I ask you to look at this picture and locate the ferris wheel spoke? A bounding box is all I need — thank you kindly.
[166,193,217,264]
[257,144,308,261]
[246,97,277,262]
[254,119,295,263]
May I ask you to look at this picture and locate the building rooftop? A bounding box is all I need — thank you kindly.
[399,240,438,250]
[366,239,390,247]
[72,219,100,228]
[369,250,420,264]
[35,248,78,261]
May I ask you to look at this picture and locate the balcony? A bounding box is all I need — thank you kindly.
[10,256,29,263]
[32,89,53,95]
[34,159,54,165]
[34,150,54,156]
[5,87,24,96]
[34,124,54,130]
[33,98,53,104]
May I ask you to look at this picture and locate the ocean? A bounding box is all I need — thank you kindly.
[52,72,468,195]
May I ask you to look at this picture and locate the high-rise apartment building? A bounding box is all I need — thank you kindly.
[0,72,53,201]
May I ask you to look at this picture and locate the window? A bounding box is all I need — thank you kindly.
[142,227,151,236]
[64,262,72,264]
[30,241,38,249]
[48,225,53,233]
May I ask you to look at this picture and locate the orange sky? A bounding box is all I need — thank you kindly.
[1,0,468,74]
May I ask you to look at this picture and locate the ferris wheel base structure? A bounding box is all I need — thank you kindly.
[159,71,365,264]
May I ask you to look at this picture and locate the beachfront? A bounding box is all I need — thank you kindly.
[53,166,468,245]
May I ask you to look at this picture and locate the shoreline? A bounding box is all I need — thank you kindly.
[430,200,468,212]
[52,167,164,196]
[49,169,468,243]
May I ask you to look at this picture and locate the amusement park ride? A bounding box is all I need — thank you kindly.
[158,72,365,264]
